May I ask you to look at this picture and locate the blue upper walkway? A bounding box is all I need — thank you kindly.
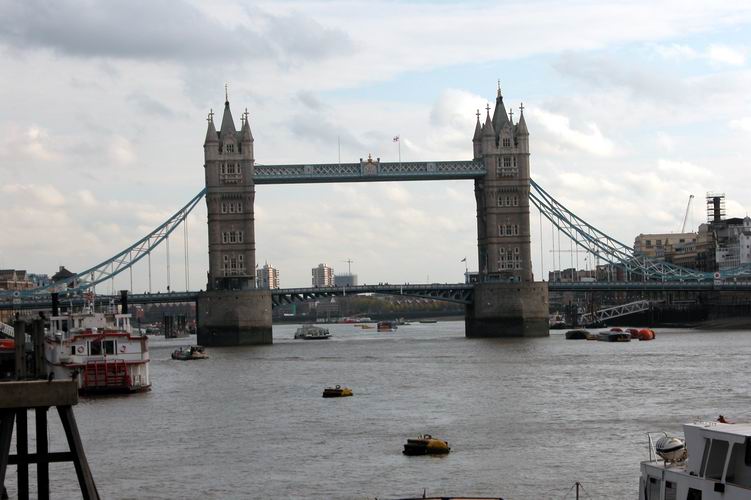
[253,160,485,184]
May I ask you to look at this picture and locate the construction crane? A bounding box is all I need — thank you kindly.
[680,194,694,232]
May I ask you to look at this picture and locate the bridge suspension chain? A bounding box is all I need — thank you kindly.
[0,189,207,297]
[529,180,713,281]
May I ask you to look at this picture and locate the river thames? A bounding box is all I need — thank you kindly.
[4,322,751,499]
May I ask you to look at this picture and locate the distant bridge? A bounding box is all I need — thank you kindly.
[4,280,750,312]
[0,284,475,311]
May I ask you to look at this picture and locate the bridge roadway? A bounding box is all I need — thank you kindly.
[3,281,751,311]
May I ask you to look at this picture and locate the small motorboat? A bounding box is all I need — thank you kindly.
[294,325,331,340]
[403,434,451,456]
[322,385,353,398]
[637,328,655,341]
[171,345,208,360]
[565,329,589,340]
[377,320,397,332]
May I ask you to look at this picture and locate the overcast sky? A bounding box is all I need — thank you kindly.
[1,0,751,291]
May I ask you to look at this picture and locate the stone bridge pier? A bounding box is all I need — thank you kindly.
[465,282,549,337]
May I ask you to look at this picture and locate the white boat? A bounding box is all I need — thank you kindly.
[45,296,150,394]
[294,324,331,340]
[640,419,751,499]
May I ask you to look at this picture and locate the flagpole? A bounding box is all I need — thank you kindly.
[398,135,401,166]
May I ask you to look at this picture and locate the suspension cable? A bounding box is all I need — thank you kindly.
[148,252,152,293]
[166,235,171,292]
[184,213,190,291]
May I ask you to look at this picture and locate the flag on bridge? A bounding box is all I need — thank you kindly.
[393,135,400,142]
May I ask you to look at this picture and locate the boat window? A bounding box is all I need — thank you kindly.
[686,487,702,499]
[700,437,711,477]
[647,476,661,500]
[70,346,76,356]
[664,481,676,500]
[745,437,751,466]
[90,340,102,356]
[103,340,115,355]
[727,442,751,488]
[705,438,729,480]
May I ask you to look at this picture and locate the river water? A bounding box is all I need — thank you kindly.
[4,322,751,499]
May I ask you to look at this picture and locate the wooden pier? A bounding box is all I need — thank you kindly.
[0,380,100,500]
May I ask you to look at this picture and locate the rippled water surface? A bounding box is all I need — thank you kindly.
[4,322,751,499]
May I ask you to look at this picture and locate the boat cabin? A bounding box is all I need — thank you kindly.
[641,422,751,500]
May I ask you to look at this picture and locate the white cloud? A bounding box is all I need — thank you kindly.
[654,43,700,60]
[656,159,712,180]
[655,131,675,151]
[1,184,66,207]
[729,117,751,133]
[653,42,746,66]
[531,108,616,157]
[707,44,745,66]
[108,136,136,165]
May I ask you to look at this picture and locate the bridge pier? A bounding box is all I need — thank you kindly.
[196,290,272,346]
[465,282,549,337]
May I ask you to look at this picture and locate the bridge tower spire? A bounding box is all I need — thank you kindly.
[198,95,272,346]
[467,84,548,338]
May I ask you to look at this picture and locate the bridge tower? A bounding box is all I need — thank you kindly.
[466,85,549,337]
[196,97,272,346]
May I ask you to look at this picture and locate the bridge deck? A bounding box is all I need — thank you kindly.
[253,160,485,184]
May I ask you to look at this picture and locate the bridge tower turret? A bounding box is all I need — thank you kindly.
[197,96,271,346]
[204,99,256,291]
[466,84,548,338]
[475,87,532,282]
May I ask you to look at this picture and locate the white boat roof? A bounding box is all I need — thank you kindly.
[685,421,751,438]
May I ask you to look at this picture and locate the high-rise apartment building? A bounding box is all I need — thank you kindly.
[311,264,334,287]
[256,263,280,289]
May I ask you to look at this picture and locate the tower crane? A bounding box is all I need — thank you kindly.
[680,195,694,233]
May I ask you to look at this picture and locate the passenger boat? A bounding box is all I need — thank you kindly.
[377,320,397,332]
[322,385,353,397]
[171,345,208,360]
[640,419,751,499]
[403,434,451,455]
[294,324,331,340]
[45,296,150,394]
[549,313,567,329]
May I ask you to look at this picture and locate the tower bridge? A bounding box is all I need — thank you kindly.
[194,85,547,345]
[3,84,751,344]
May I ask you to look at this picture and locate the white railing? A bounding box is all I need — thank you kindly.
[580,300,658,325]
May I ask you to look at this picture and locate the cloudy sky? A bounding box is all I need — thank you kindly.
[1,0,751,291]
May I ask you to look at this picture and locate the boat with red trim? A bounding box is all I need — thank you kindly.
[44,294,150,394]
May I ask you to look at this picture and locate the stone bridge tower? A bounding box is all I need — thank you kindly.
[197,97,272,346]
[465,85,549,337]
